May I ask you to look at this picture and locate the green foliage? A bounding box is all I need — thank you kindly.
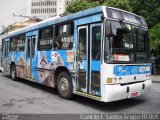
[149,23,160,53]
[103,0,132,12]
[66,0,132,13]
[129,0,160,28]
[66,0,100,13]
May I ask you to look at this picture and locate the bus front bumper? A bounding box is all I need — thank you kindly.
[103,79,152,102]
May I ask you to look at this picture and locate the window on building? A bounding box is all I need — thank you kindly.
[17,34,25,51]
[38,26,53,50]
[10,37,17,51]
[54,23,74,50]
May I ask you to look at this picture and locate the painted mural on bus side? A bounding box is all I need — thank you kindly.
[36,51,64,87]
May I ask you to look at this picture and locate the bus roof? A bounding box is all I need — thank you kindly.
[2,6,146,39]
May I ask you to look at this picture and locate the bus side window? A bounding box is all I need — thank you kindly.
[10,38,17,51]
[79,28,87,60]
[92,26,101,60]
[32,38,36,57]
[27,39,30,58]
[38,26,53,50]
[54,23,73,50]
[17,34,25,51]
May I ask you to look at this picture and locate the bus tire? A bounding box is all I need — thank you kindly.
[57,72,73,99]
[10,65,17,81]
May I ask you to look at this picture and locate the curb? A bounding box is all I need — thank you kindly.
[152,81,160,83]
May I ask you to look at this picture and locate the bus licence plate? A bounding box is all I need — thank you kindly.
[128,92,139,98]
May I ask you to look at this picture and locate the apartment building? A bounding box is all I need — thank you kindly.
[27,0,74,20]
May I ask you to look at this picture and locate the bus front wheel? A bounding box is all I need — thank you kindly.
[57,72,73,99]
[10,65,16,80]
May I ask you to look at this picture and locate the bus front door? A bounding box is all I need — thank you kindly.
[77,24,102,96]
[26,36,36,79]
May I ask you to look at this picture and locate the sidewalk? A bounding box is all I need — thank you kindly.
[151,75,160,83]
[0,66,4,72]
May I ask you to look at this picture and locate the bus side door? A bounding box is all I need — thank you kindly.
[77,26,88,93]
[76,23,102,96]
[90,23,102,96]
[26,35,36,79]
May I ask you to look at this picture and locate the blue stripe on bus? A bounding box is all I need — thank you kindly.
[114,64,151,76]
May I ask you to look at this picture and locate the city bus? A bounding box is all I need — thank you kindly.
[1,6,152,102]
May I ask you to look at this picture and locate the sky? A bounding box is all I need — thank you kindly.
[0,0,28,32]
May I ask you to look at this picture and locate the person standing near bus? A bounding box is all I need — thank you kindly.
[151,53,156,75]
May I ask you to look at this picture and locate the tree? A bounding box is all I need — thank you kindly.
[66,0,100,13]
[103,0,132,12]
[129,0,160,28]
[149,23,160,55]
[66,0,132,14]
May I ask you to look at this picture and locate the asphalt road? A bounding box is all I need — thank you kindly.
[0,72,160,115]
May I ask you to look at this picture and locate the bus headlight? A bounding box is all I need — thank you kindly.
[106,78,113,83]
[106,77,123,84]
[146,74,151,79]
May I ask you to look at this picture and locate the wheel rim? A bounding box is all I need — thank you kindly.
[59,77,69,94]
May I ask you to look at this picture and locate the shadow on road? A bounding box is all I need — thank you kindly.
[2,73,58,95]
[73,95,147,112]
[1,73,147,112]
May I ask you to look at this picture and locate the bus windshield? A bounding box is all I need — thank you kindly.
[105,20,149,63]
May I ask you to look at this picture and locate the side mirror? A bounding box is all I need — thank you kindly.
[140,28,146,34]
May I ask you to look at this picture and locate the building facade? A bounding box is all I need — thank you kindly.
[28,0,74,20]
[0,19,38,46]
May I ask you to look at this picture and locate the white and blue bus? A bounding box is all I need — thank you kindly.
[1,6,152,102]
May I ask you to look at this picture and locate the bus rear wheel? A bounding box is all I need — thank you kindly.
[10,65,17,80]
[57,72,73,99]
